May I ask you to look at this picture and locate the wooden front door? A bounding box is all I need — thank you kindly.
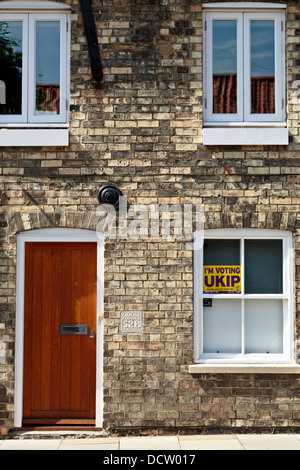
[23,242,97,425]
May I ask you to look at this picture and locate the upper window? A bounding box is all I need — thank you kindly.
[0,2,70,125]
[203,4,286,124]
[194,230,294,364]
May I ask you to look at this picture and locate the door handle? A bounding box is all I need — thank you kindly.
[89,329,95,338]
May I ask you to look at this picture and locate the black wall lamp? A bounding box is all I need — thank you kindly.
[97,185,122,208]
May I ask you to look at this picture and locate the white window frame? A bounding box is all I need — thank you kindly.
[202,3,288,145]
[193,230,294,365]
[0,2,70,126]
[0,13,28,123]
[204,11,244,123]
[27,13,68,124]
[243,11,284,123]
[203,7,285,125]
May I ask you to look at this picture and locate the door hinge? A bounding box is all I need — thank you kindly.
[66,21,69,33]
[204,19,207,31]
[204,98,207,109]
[66,99,69,111]
[281,21,283,32]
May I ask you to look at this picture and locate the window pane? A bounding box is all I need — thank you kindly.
[245,300,283,353]
[213,20,237,114]
[250,20,275,114]
[204,239,240,265]
[204,239,241,293]
[245,240,283,294]
[0,21,22,115]
[35,21,60,115]
[203,299,241,353]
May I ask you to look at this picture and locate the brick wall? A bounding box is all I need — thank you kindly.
[0,0,300,433]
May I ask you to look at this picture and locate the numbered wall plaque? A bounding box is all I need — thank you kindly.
[121,310,143,333]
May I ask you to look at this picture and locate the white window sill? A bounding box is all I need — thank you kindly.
[203,3,286,10]
[0,123,69,128]
[189,364,300,374]
[0,128,69,147]
[203,127,289,146]
[0,1,71,11]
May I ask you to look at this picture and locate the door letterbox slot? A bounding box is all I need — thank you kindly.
[59,324,88,335]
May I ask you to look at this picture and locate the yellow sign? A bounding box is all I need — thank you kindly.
[203,266,241,293]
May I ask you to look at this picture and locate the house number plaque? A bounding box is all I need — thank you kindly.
[121,311,143,333]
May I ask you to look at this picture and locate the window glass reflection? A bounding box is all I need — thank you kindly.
[251,20,275,114]
[35,21,60,115]
[213,20,237,114]
[0,21,22,115]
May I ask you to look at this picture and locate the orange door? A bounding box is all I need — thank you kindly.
[23,242,97,425]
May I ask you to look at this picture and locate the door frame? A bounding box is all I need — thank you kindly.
[15,228,104,428]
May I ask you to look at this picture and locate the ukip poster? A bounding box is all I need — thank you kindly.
[203,266,241,294]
